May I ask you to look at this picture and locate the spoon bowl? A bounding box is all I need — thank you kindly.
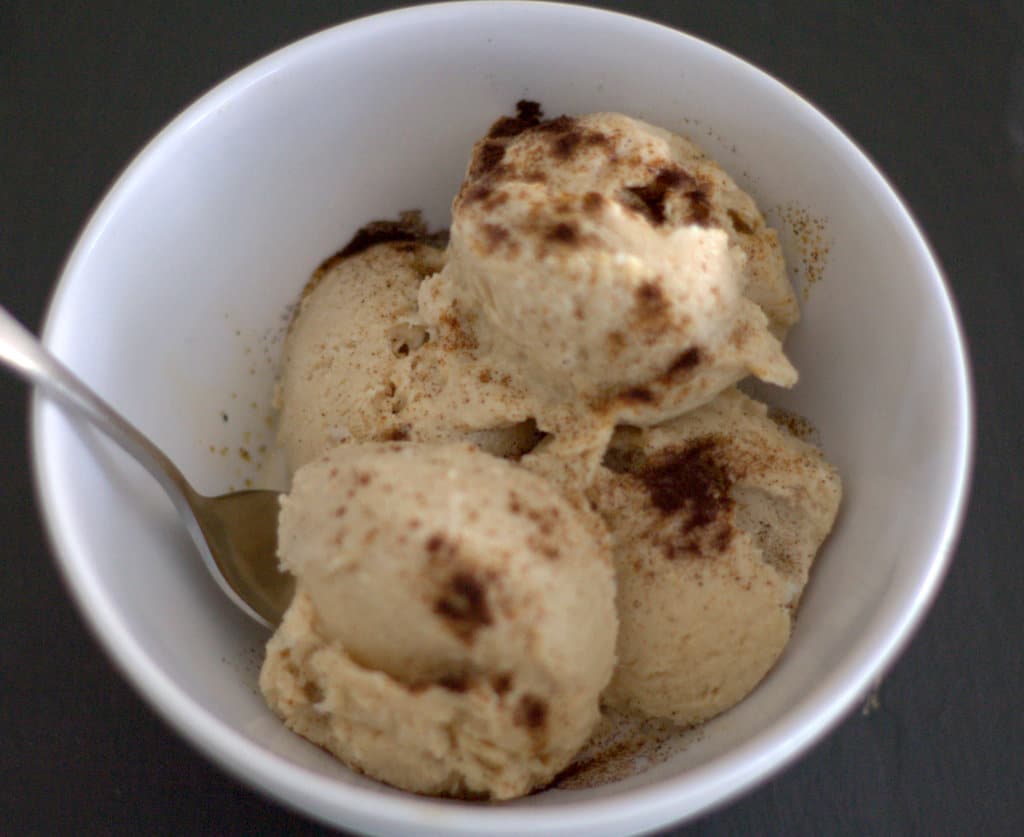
[189,488,292,627]
[1,304,288,628]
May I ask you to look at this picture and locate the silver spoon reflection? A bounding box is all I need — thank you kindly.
[1,305,291,627]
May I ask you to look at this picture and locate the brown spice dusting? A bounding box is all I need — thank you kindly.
[640,438,732,517]
[553,131,583,159]
[767,406,817,441]
[727,208,754,234]
[545,222,579,245]
[301,681,325,704]
[434,572,493,642]
[713,525,734,553]
[776,203,830,298]
[488,100,545,138]
[583,192,605,214]
[304,253,348,292]
[608,330,627,355]
[472,142,507,177]
[549,711,701,790]
[543,545,561,560]
[547,125,610,160]
[516,99,543,122]
[636,438,735,536]
[463,184,493,204]
[620,386,655,403]
[491,673,513,695]
[633,280,667,321]
[384,426,410,442]
[482,191,510,211]
[298,211,445,303]
[436,672,471,693]
[687,189,713,226]
[481,223,510,251]
[336,211,447,260]
[552,738,637,786]
[606,436,736,551]
[525,504,560,535]
[514,694,548,730]
[528,533,561,561]
[534,114,576,134]
[438,307,479,352]
[656,168,694,190]
[665,347,702,376]
[623,167,696,225]
[426,533,447,554]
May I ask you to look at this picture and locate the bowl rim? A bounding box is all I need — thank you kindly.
[30,2,974,833]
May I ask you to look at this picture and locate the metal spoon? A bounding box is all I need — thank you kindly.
[1,305,292,628]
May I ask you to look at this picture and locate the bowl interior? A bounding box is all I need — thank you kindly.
[34,4,970,835]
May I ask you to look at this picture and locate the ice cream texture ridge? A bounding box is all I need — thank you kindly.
[260,102,841,799]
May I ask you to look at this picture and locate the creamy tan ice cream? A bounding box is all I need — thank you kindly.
[260,442,618,799]
[589,388,841,725]
[264,103,842,798]
[419,107,797,459]
[276,236,538,473]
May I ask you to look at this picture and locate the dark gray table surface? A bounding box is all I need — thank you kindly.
[2,1,1021,835]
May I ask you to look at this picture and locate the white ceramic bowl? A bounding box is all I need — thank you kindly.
[32,3,972,835]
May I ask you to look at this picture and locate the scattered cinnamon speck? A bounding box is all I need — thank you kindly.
[775,203,830,299]
[549,709,702,790]
[203,314,287,493]
[767,406,818,442]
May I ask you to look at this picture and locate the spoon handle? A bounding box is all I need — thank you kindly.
[0,304,196,504]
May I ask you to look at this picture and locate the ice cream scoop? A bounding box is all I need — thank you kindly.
[263,104,842,798]
[419,107,797,453]
[277,238,539,473]
[590,388,841,725]
[260,441,618,799]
